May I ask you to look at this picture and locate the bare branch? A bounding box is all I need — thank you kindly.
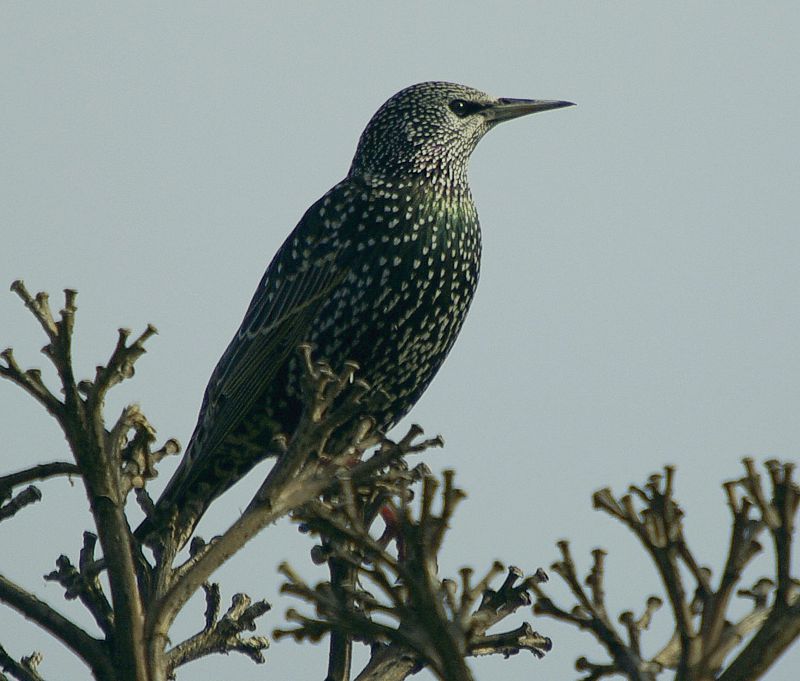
[0,346,63,418]
[719,460,800,681]
[0,574,112,680]
[165,585,270,673]
[43,533,114,639]
[276,471,551,681]
[0,645,45,681]
[532,540,655,681]
[0,463,80,503]
[2,283,166,681]
[0,487,42,523]
[536,460,800,681]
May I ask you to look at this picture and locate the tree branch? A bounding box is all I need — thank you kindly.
[43,533,114,640]
[1,282,167,681]
[0,574,112,680]
[0,646,45,681]
[535,460,800,681]
[0,487,42,523]
[276,471,551,681]
[0,463,80,501]
[165,583,270,674]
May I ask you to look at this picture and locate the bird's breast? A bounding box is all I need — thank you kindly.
[308,188,481,423]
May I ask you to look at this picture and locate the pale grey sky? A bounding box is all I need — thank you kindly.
[2,3,799,680]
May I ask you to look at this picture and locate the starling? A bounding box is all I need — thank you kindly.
[140,82,573,546]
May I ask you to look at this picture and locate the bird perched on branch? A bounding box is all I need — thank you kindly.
[138,81,573,548]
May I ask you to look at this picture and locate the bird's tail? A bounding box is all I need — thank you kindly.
[133,440,218,550]
[133,436,271,550]
[133,500,208,552]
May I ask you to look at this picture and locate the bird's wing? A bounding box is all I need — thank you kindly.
[189,191,351,460]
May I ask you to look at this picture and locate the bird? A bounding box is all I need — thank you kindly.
[138,81,573,548]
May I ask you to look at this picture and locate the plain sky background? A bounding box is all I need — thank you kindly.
[2,3,799,680]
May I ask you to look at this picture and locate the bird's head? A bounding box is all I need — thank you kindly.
[349,81,573,187]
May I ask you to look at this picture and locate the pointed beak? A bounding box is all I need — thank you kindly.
[482,98,575,123]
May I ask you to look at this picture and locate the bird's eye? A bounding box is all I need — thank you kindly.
[448,99,484,118]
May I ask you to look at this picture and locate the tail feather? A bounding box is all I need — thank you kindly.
[134,439,269,550]
[133,439,217,549]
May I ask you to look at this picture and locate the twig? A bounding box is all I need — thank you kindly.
[2,282,162,681]
[0,645,45,681]
[719,460,800,681]
[535,460,800,681]
[165,584,270,673]
[277,471,551,681]
[0,462,80,502]
[0,574,112,680]
[0,487,41,523]
[0,462,80,523]
[43,533,114,638]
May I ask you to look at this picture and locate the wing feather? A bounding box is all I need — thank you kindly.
[189,194,351,460]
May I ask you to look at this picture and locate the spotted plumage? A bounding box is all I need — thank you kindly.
[139,82,573,545]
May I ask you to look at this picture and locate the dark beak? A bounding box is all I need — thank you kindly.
[482,98,575,123]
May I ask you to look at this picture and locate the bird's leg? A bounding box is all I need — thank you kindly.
[376,501,406,561]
